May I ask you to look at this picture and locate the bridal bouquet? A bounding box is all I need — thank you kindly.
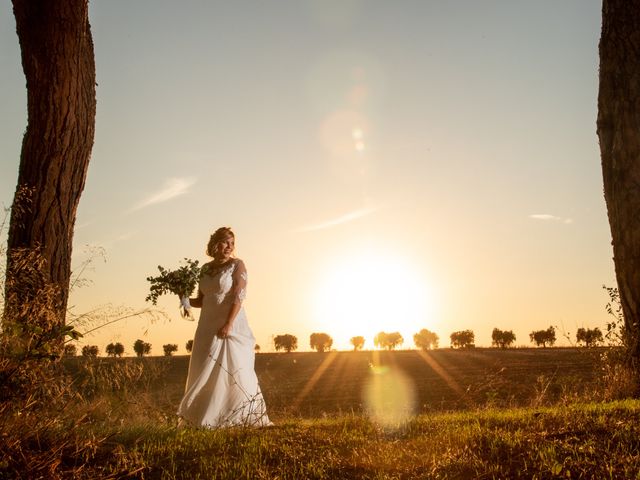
[145,258,201,320]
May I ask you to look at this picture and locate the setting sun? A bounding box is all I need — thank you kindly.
[311,247,435,349]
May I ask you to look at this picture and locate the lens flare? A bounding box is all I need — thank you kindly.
[319,109,369,159]
[363,364,416,428]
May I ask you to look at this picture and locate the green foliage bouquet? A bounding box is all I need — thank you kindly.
[145,258,200,320]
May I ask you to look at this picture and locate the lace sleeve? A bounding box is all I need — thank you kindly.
[231,259,248,304]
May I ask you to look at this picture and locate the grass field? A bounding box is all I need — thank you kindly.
[92,347,603,421]
[98,400,640,479]
[5,347,639,479]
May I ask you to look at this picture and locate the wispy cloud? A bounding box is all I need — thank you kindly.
[295,206,378,232]
[529,214,573,224]
[128,177,196,213]
[85,231,137,251]
[114,231,135,242]
[75,220,94,230]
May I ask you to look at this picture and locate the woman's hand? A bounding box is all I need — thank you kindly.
[180,296,191,309]
[217,322,233,339]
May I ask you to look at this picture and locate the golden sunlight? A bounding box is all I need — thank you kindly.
[363,362,416,427]
[312,248,434,349]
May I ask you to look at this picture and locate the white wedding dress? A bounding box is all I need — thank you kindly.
[177,258,271,427]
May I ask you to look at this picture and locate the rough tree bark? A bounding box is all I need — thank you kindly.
[3,1,96,337]
[597,0,640,366]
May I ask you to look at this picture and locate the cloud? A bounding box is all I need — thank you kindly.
[85,231,136,251]
[529,214,560,221]
[128,177,196,213]
[75,220,94,230]
[529,214,573,224]
[115,231,135,242]
[295,206,378,232]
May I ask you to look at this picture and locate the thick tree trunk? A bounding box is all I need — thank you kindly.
[3,0,95,338]
[597,0,640,366]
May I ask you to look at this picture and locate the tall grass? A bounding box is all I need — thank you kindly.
[3,396,640,479]
[104,400,640,479]
[0,218,169,479]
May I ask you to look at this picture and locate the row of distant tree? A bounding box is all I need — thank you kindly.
[271,326,606,352]
[64,326,605,358]
[64,339,179,358]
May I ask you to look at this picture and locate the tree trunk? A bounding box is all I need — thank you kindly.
[3,0,96,341]
[597,0,640,367]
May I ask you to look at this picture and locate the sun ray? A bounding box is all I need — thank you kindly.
[292,351,339,410]
[414,350,472,406]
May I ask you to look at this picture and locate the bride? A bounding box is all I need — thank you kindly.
[177,227,271,427]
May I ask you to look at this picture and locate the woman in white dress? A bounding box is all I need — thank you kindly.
[177,227,271,427]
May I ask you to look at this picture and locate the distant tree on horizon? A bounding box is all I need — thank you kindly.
[186,339,193,353]
[576,327,604,347]
[414,328,439,350]
[529,327,556,348]
[163,344,178,356]
[63,344,77,357]
[374,331,403,350]
[491,328,516,348]
[133,339,152,357]
[106,342,124,357]
[450,330,475,349]
[310,332,333,352]
[81,345,99,358]
[350,336,365,351]
[274,334,298,353]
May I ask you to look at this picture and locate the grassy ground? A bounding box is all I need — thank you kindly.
[22,400,640,479]
[4,348,637,479]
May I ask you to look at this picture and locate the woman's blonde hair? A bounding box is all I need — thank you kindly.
[206,227,235,257]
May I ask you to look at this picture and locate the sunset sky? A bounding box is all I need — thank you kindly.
[0,1,614,353]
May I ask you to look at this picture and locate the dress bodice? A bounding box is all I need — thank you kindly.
[198,258,247,306]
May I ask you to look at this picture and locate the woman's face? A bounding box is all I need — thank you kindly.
[214,235,235,261]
